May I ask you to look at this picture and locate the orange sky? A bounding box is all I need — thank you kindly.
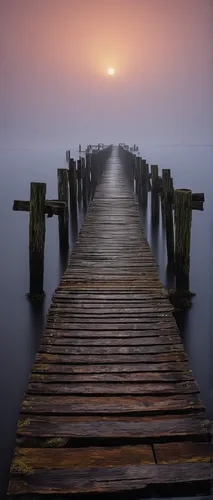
[1,0,212,144]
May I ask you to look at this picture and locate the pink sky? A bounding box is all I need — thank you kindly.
[0,0,212,144]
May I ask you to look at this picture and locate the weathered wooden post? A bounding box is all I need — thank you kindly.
[68,158,77,218]
[29,182,46,299]
[82,157,87,212]
[161,169,171,225]
[174,189,192,292]
[77,158,82,205]
[13,192,66,299]
[151,165,160,225]
[141,159,148,208]
[91,153,97,200]
[66,150,70,162]
[165,176,175,266]
[151,165,160,192]
[57,169,69,249]
[135,157,141,197]
[86,153,92,203]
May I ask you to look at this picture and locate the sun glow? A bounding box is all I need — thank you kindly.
[107,67,115,76]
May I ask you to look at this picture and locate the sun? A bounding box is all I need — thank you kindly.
[107,67,115,76]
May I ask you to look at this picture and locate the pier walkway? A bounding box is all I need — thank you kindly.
[8,147,212,498]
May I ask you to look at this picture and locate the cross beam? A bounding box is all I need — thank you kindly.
[13,199,66,217]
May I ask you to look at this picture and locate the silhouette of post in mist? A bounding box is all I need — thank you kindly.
[57,168,69,249]
[68,158,77,220]
[141,159,148,209]
[151,164,160,226]
[164,175,175,266]
[77,158,82,206]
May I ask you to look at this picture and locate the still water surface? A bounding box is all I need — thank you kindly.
[0,143,212,497]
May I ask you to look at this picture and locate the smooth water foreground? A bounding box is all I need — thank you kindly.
[0,143,212,497]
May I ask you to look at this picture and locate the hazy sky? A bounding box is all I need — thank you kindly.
[0,0,212,145]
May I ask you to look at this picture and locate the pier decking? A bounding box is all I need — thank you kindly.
[8,148,212,498]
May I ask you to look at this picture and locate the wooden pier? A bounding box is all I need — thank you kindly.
[8,147,212,498]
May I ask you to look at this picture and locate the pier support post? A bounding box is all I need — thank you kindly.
[141,159,148,208]
[77,159,82,206]
[29,182,46,299]
[135,157,140,197]
[165,176,175,266]
[66,150,70,162]
[151,165,160,225]
[174,189,192,292]
[68,159,77,218]
[82,157,87,212]
[161,169,171,225]
[86,153,92,203]
[91,153,96,200]
[57,169,69,249]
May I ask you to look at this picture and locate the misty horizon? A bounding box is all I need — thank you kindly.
[0,0,212,147]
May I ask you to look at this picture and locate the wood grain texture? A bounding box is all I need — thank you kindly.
[8,146,211,498]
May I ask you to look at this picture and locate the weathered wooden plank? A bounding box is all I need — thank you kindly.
[35,352,188,364]
[41,336,182,346]
[27,380,198,395]
[16,413,210,440]
[42,329,180,338]
[8,462,213,495]
[39,345,184,355]
[21,394,204,414]
[50,305,172,312]
[30,371,193,382]
[10,445,155,470]
[45,322,178,331]
[154,442,213,464]
[32,362,190,373]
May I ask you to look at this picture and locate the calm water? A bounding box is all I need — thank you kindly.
[0,143,212,497]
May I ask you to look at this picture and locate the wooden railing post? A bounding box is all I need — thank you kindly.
[82,157,87,212]
[86,153,92,203]
[66,150,70,162]
[165,176,175,266]
[29,182,46,299]
[141,159,148,208]
[91,153,96,200]
[174,189,192,292]
[161,169,171,225]
[68,159,77,218]
[151,165,160,225]
[77,158,82,205]
[57,169,69,249]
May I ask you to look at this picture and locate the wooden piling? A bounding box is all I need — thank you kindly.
[29,182,46,299]
[57,169,69,249]
[91,153,97,200]
[86,153,92,203]
[66,150,70,162]
[77,158,82,205]
[141,159,148,208]
[174,189,192,292]
[135,157,141,197]
[151,165,160,192]
[82,157,87,212]
[165,176,175,266]
[151,165,159,225]
[161,169,171,225]
[68,159,77,217]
